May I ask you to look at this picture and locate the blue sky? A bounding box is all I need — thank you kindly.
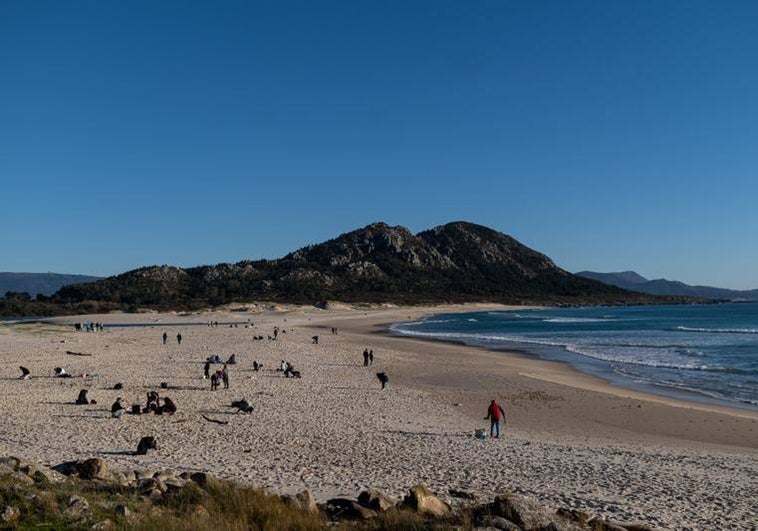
[2,1,757,289]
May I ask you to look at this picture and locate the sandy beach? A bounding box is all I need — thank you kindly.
[1,304,756,529]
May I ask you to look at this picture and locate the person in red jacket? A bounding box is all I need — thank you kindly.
[484,399,506,438]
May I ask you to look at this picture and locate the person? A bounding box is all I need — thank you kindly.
[369,350,374,366]
[162,332,168,345]
[176,333,182,345]
[278,360,288,372]
[363,349,369,367]
[484,399,506,438]
[210,372,220,391]
[312,335,319,344]
[54,367,71,378]
[111,397,126,418]
[145,391,160,413]
[75,389,90,405]
[376,372,388,390]
[160,397,177,415]
[252,360,260,372]
[203,360,211,380]
[222,364,230,390]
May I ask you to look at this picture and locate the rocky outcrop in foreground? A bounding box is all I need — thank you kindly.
[0,455,660,530]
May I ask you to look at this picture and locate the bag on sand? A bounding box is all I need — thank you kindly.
[475,428,488,440]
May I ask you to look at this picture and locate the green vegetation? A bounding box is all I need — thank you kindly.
[2,222,698,317]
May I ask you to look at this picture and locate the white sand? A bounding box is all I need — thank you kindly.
[1,305,756,529]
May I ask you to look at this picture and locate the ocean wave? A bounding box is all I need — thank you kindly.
[543,317,614,323]
[676,326,758,334]
[391,327,730,372]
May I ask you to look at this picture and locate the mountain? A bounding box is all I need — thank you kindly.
[576,271,758,300]
[0,272,103,297]
[50,222,675,309]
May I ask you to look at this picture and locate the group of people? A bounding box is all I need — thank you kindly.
[162,332,182,345]
[277,360,301,378]
[109,392,177,418]
[210,365,230,390]
[362,349,374,366]
[74,322,104,332]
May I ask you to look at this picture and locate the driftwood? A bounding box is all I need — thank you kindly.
[66,350,92,357]
[201,414,228,425]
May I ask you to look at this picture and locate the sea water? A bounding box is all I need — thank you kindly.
[390,303,758,410]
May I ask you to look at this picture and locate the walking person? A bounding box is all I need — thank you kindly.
[222,364,230,390]
[210,372,219,391]
[369,350,374,365]
[203,360,211,380]
[484,399,506,439]
[363,349,369,367]
[162,332,167,345]
[176,333,182,345]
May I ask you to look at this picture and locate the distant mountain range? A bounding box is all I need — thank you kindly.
[576,271,758,300]
[52,222,673,309]
[0,272,102,297]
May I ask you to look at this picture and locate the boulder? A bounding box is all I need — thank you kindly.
[189,472,221,490]
[587,516,628,531]
[325,498,378,520]
[358,488,396,512]
[475,514,521,530]
[556,507,590,526]
[78,458,110,480]
[492,494,554,530]
[52,461,80,477]
[65,495,91,518]
[403,485,451,518]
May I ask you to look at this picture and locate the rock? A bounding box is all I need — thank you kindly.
[0,457,20,472]
[110,470,131,487]
[139,478,160,492]
[114,504,130,517]
[190,472,221,490]
[52,461,80,477]
[78,458,110,480]
[492,494,555,530]
[144,488,163,502]
[66,495,91,518]
[153,470,175,482]
[403,485,451,518]
[0,506,21,522]
[325,498,378,520]
[587,516,629,531]
[135,469,156,481]
[178,471,192,480]
[476,515,521,530]
[613,523,653,531]
[282,492,318,513]
[449,488,478,500]
[556,508,591,526]
[164,478,187,490]
[358,488,396,512]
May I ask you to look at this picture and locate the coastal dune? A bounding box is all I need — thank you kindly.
[0,305,756,529]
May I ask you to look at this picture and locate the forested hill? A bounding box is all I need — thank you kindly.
[51,222,677,309]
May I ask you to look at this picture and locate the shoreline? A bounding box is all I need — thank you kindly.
[374,306,758,417]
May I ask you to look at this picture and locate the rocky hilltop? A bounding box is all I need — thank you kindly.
[54,222,669,309]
